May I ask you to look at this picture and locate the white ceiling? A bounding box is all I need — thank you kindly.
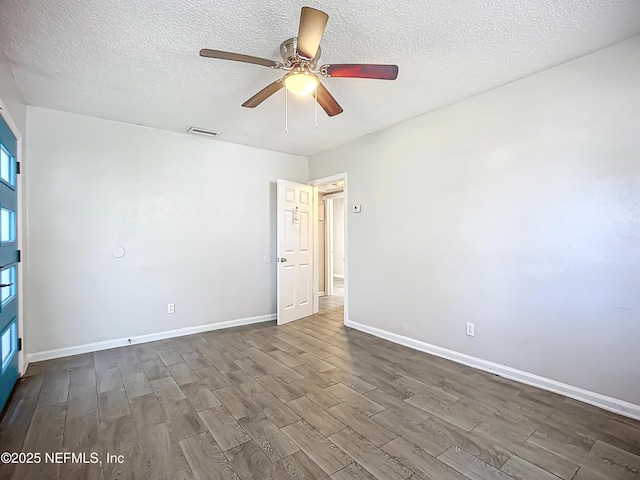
[1,1,639,156]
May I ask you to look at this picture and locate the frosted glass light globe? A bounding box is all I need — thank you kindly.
[284,71,319,96]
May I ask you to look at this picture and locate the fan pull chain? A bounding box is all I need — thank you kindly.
[314,86,318,130]
[285,87,288,133]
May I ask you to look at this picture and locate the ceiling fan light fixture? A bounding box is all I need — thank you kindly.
[284,71,319,96]
[200,7,398,117]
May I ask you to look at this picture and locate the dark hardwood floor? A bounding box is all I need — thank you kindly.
[1,296,639,479]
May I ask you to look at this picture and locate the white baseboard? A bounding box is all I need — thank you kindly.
[345,320,640,421]
[318,291,326,297]
[27,314,276,364]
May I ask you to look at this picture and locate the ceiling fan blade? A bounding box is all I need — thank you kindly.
[323,64,399,80]
[316,82,343,117]
[296,7,329,60]
[242,80,284,108]
[200,49,280,68]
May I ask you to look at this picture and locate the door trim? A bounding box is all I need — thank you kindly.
[0,99,24,376]
[308,173,348,324]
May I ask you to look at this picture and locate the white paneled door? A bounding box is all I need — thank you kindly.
[277,179,314,325]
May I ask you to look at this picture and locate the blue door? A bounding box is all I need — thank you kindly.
[0,113,19,412]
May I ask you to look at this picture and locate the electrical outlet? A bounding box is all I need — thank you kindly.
[168,303,175,314]
[466,322,475,337]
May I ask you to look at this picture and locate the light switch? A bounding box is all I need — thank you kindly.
[352,204,362,213]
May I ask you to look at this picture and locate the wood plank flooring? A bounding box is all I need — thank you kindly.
[1,295,639,479]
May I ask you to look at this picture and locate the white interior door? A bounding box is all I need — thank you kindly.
[277,179,314,325]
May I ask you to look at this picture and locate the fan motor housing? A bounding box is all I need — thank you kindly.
[280,37,321,68]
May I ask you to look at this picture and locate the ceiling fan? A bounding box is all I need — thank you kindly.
[199,6,398,117]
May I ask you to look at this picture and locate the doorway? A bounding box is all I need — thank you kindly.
[319,191,344,315]
[308,173,348,323]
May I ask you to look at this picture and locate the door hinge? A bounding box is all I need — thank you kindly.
[16,162,21,175]
[18,338,22,351]
[17,250,21,262]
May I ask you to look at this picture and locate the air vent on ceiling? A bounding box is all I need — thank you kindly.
[188,127,221,137]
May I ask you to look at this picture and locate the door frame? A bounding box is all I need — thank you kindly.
[308,173,348,324]
[0,98,25,376]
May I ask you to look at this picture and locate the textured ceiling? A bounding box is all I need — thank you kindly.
[1,1,640,156]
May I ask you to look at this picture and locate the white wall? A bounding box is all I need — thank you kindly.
[26,107,307,355]
[309,36,640,405]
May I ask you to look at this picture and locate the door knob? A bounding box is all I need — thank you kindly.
[278,258,288,263]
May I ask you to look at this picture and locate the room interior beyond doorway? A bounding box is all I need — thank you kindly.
[317,184,344,316]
